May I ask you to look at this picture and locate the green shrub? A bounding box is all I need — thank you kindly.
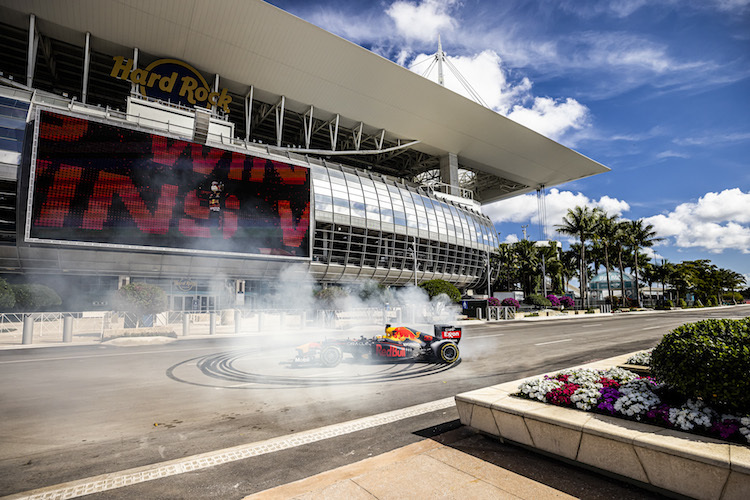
[651,318,750,413]
[0,278,14,310]
[314,286,347,308]
[723,292,743,304]
[679,298,687,308]
[11,284,62,311]
[419,279,460,303]
[524,294,552,308]
[665,299,674,308]
[115,283,167,315]
[707,296,718,307]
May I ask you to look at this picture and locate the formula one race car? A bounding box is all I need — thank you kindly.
[294,324,461,368]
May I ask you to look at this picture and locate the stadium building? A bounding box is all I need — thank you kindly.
[0,0,608,311]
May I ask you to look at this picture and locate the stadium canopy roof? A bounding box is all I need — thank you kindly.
[0,0,609,204]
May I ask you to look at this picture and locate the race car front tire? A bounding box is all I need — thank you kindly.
[320,345,343,367]
[432,340,460,364]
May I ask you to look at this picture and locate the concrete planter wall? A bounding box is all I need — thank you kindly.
[455,354,750,500]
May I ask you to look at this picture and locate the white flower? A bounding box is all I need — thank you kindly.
[739,416,750,443]
[613,379,661,420]
[668,399,716,431]
[518,378,564,402]
[571,385,603,410]
[626,349,653,366]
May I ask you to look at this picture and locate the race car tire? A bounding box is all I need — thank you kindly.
[320,345,343,368]
[432,340,460,364]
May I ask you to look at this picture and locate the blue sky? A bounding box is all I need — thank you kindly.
[266,0,750,283]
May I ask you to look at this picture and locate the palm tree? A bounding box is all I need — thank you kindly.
[624,220,662,308]
[655,259,673,305]
[593,212,619,306]
[560,248,579,296]
[513,239,540,296]
[556,206,600,308]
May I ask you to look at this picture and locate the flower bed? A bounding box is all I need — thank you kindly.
[515,363,750,446]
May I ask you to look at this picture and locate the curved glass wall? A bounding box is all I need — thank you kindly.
[311,164,498,287]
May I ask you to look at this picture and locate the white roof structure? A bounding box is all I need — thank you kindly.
[0,0,609,204]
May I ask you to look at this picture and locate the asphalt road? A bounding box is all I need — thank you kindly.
[1,305,748,498]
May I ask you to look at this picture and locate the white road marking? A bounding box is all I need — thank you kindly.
[535,338,573,346]
[580,324,602,328]
[465,333,505,340]
[641,326,663,330]
[7,397,456,500]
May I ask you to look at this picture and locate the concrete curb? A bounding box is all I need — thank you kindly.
[455,353,750,500]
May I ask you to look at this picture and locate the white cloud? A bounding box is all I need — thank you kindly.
[644,189,750,254]
[410,49,530,114]
[484,188,630,238]
[385,0,458,43]
[506,97,589,142]
[409,49,588,141]
[655,150,689,159]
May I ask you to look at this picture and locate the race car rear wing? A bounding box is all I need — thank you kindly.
[434,325,461,343]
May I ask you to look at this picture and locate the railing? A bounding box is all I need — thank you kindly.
[0,306,460,345]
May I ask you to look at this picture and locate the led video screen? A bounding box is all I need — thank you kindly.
[26,110,310,258]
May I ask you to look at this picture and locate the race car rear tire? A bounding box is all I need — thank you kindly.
[432,341,460,364]
[320,345,343,368]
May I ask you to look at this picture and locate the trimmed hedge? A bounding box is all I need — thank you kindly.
[524,294,552,308]
[419,279,461,303]
[651,318,750,413]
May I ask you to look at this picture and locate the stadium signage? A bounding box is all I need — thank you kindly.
[27,110,310,259]
[110,56,232,113]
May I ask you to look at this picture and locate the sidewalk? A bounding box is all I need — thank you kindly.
[244,423,664,500]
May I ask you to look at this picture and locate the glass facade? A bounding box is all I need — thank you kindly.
[311,164,498,287]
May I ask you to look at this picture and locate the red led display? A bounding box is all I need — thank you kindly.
[28,110,310,257]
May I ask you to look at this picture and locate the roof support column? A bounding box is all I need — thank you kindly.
[440,153,459,195]
[82,32,91,104]
[26,14,38,87]
[244,86,253,142]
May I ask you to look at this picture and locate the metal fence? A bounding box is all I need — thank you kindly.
[0,306,422,346]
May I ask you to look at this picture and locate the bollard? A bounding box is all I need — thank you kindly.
[258,311,264,332]
[300,311,306,330]
[234,309,241,334]
[182,314,189,337]
[209,311,216,335]
[279,311,286,328]
[22,314,34,345]
[63,315,73,342]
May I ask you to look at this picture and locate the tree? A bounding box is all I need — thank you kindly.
[11,284,62,311]
[624,219,662,308]
[593,213,619,306]
[419,279,461,302]
[556,206,600,308]
[560,249,579,296]
[513,239,540,296]
[493,243,519,291]
[115,283,168,318]
[0,278,14,310]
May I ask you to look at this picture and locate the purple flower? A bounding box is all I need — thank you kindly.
[711,418,740,439]
[646,404,672,424]
[558,296,575,308]
[501,297,520,308]
[488,297,501,306]
[546,294,561,306]
[597,387,622,414]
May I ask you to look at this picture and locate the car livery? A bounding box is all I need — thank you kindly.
[294,324,461,368]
